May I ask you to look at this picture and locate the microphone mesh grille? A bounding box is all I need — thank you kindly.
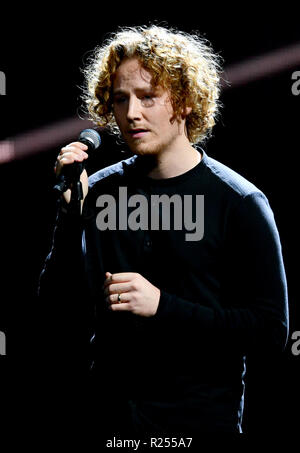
[79,129,101,149]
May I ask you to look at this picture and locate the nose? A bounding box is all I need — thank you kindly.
[127,96,142,122]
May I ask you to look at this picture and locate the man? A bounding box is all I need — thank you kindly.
[39,25,289,436]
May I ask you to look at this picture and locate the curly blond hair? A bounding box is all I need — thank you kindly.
[81,25,223,144]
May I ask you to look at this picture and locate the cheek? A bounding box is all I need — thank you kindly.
[113,104,125,121]
[159,102,176,125]
[113,113,125,131]
[113,107,119,120]
[150,106,173,127]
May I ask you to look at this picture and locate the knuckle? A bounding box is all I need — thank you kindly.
[133,274,141,285]
[131,276,139,288]
[133,279,141,291]
[74,141,87,148]
[130,291,138,303]
[131,282,138,291]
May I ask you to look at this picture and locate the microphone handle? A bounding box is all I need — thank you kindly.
[53,160,85,194]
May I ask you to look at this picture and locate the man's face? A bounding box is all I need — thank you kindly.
[112,57,184,156]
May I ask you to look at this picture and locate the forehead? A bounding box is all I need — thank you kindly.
[113,57,153,90]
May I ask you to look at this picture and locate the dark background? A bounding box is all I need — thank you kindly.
[0,5,299,436]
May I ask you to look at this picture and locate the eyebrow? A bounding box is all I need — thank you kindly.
[112,89,128,96]
[112,87,162,98]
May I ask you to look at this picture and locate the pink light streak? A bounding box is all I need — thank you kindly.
[1,42,300,164]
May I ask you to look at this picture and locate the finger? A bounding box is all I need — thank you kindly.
[59,147,89,159]
[57,152,88,169]
[103,272,113,288]
[108,301,131,312]
[103,272,137,288]
[55,150,87,177]
[59,154,86,164]
[111,272,138,280]
[106,292,130,305]
[58,153,77,164]
[65,141,89,151]
[103,281,133,296]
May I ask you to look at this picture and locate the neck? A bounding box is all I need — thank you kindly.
[147,140,201,180]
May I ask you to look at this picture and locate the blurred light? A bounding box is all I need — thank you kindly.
[222,42,300,88]
[0,140,15,164]
[1,42,300,163]
[0,117,93,164]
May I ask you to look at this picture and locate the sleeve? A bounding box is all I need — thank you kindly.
[38,199,85,298]
[37,199,92,372]
[152,192,289,355]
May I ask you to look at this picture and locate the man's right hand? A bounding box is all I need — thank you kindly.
[55,142,89,204]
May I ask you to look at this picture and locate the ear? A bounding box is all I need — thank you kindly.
[181,105,192,118]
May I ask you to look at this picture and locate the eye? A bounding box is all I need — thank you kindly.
[141,95,155,107]
[142,94,154,101]
[114,96,127,104]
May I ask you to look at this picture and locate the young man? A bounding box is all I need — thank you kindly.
[40,25,289,436]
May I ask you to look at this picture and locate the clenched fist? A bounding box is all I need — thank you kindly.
[55,141,89,204]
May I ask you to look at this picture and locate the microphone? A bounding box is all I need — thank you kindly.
[77,128,102,152]
[53,128,101,194]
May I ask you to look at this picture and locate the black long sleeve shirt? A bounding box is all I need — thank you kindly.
[39,149,289,433]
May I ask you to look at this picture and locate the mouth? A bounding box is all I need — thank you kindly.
[128,129,149,139]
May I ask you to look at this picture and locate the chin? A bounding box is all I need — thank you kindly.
[134,149,159,156]
[129,142,162,156]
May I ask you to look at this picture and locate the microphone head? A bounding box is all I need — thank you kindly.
[78,128,101,150]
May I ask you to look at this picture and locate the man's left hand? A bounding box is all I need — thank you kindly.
[103,272,160,317]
